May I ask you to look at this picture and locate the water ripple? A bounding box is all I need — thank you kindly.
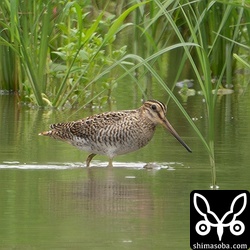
[0,161,184,170]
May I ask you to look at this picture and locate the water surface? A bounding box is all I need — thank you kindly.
[0,88,250,249]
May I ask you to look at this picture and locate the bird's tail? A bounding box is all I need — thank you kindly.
[38,129,72,141]
[39,121,75,140]
[39,131,49,136]
[38,130,60,139]
[38,130,57,138]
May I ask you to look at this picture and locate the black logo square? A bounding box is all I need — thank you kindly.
[190,190,250,250]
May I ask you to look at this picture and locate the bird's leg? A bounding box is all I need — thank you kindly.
[107,158,113,167]
[86,153,96,167]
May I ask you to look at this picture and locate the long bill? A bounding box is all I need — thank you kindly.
[162,118,192,153]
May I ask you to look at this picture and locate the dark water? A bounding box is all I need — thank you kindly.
[0,86,250,249]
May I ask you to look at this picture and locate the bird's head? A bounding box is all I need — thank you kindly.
[142,100,192,153]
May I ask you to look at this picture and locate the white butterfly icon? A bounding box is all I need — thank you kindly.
[193,193,247,241]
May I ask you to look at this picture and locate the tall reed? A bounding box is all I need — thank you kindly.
[0,0,55,105]
[0,0,147,108]
[126,0,250,188]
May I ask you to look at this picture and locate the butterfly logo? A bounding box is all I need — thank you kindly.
[193,193,247,241]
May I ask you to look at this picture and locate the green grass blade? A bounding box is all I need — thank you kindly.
[233,53,250,69]
[103,1,149,44]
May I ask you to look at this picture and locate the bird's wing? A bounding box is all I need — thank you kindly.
[49,111,133,138]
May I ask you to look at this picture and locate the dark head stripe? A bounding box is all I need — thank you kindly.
[144,100,166,113]
[143,100,166,121]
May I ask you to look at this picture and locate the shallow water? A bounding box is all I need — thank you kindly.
[0,88,250,249]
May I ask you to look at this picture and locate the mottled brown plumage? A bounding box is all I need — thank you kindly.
[39,100,191,167]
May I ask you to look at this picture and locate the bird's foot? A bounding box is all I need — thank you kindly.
[86,153,96,167]
[107,158,113,167]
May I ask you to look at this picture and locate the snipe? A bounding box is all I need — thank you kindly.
[39,100,192,167]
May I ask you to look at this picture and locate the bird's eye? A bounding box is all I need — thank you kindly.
[151,104,157,111]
